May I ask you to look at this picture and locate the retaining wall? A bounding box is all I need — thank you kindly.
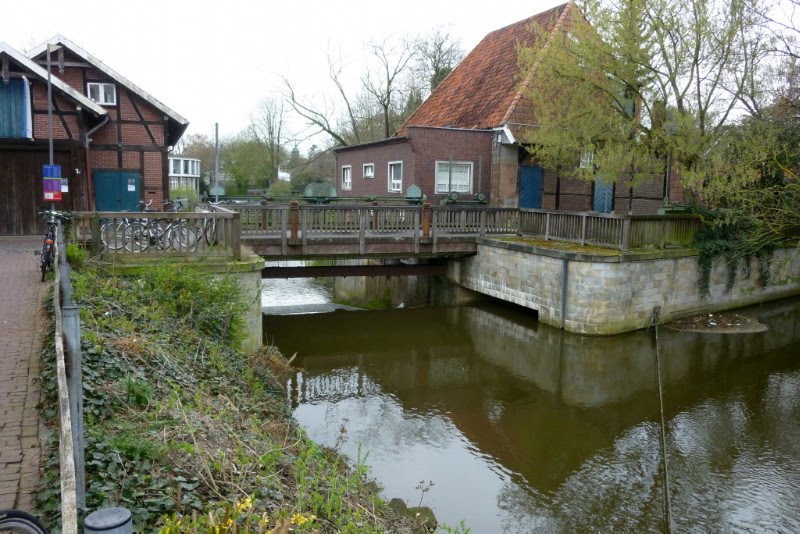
[450,238,800,334]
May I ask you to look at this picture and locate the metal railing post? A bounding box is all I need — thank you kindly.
[545,212,551,241]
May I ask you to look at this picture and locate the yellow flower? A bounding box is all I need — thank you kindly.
[259,512,270,526]
[290,513,316,526]
[224,518,234,528]
[236,496,253,513]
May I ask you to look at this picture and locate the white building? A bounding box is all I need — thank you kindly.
[168,156,201,193]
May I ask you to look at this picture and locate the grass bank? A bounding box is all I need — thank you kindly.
[35,261,421,532]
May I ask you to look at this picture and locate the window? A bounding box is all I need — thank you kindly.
[435,161,473,194]
[87,82,116,105]
[388,161,402,192]
[183,160,190,175]
[579,148,594,169]
[172,159,181,175]
[363,163,374,179]
[169,176,179,189]
[341,165,352,190]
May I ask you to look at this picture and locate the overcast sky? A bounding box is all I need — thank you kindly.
[3,0,564,150]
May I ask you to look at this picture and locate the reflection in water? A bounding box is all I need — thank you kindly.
[265,298,800,532]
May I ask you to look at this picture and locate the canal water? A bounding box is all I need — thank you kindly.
[262,279,800,533]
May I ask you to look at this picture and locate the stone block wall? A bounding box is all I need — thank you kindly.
[451,239,800,334]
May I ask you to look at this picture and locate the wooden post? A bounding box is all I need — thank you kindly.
[301,209,308,251]
[90,215,101,253]
[479,209,487,236]
[231,212,242,261]
[280,208,288,255]
[545,212,551,241]
[421,202,431,238]
[289,200,300,241]
[580,213,587,245]
[359,208,367,255]
[621,217,631,250]
[261,207,268,232]
[413,209,420,253]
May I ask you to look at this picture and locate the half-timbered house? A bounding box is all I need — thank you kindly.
[0,36,188,235]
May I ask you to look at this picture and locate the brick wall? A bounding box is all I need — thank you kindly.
[407,127,493,203]
[335,140,414,197]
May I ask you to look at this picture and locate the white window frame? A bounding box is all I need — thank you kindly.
[363,163,375,179]
[435,160,473,194]
[579,148,594,169]
[388,161,403,193]
[341,165,352,191]
[87,82,116,106]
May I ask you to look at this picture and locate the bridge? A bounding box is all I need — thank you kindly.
[71,202,700,273]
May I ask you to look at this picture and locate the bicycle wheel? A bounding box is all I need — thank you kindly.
[123,221,150,252]
[40,246,51,282]
[100,220,126,251]
[204,217,218,246]
[167,221,198,251]
[0,509,48,533]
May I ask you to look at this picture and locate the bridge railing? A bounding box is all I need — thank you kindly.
[519,209,700,250]
[222,203,523,239]
[72,208,242,260]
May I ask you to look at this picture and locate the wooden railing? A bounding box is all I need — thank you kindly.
[226,203,520,239]
[519,209,700,250]
[72,208,242,260]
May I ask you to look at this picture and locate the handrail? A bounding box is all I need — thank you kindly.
[53,226,79,534]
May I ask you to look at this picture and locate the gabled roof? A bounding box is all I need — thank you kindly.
[28,35,189,144]
[0,42,106,117]
[398,3,570,134]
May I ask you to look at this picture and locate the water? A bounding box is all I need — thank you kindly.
[263,280,800,533]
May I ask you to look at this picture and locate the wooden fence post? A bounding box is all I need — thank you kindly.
[580,213,587,245]
[621,218,631,251]
[289,201,300,241]
[231,212,242,261]
[479,210,487,236]
[421,202,431,238]
[545,212,551,241]
[359,208,367,254]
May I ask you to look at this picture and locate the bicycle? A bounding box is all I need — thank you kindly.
[123,200,198,252]
[0,509,48,533]
[38,208,71,282]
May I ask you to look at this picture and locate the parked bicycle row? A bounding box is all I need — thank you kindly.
[99,200,218,252]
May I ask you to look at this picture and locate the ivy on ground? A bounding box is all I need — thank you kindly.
[36,264,414,533]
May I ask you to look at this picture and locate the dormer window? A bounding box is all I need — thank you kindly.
[87,82,116,105]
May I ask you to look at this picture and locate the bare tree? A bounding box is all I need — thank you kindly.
[362,38,417,138]
[414,27,464,93]
[250,97,287,187]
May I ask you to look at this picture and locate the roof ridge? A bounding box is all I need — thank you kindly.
[500,2,572,125]
[28,35,189,127]
[0,42,106,117]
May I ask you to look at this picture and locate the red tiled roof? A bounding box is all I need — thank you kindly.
[398,3,570,134]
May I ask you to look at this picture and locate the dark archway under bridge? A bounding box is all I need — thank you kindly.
[261,260,450,279]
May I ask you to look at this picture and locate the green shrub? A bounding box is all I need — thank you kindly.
[65,243,87,269]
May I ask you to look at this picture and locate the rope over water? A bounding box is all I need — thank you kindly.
[652,306,673,533]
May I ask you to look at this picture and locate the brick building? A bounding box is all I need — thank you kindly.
[335,3,684,213]
[0,36,188,235]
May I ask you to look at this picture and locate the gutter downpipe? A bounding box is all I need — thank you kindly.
[83,116,109,211]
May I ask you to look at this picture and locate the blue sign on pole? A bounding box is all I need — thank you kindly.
[43,164,62,178]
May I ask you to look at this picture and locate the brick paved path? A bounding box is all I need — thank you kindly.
[0,236,44,511]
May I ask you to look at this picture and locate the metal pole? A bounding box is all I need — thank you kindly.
[47,45,55,213]
[214,122,220,203]
[652,306,673,533]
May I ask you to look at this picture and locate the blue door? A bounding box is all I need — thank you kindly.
[94,171,141,211]
[519,165,543,209]
[0,78,31,138]
[593,181,614,213]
